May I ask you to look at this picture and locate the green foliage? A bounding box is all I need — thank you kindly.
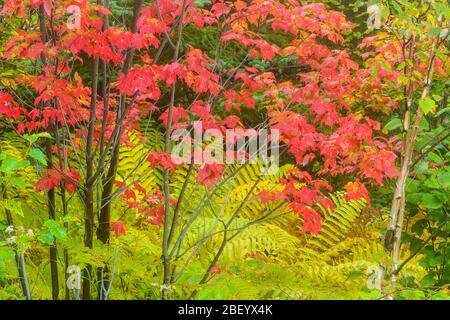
[402,120,450,288]
[0,128,442,300]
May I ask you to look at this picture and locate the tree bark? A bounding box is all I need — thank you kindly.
[162,0,188,300]
[98,0,142,246]
[82,49,100,299]
[1,183,32,300]
[385,27,441,294]
[45,140,60,300]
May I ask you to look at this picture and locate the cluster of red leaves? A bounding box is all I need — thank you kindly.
[111,221,126,238]
[3,72,91,134]
[35,167,80,193]
[153,47,222,96]
[147,151,177,171]
[0,92,28,120]
[159,107,189,128]
[219,1,352,62]
[117,66,160,98]
[0,0,413,237]
[344,181,370,205]
[357,33,446,113]
[196,163,225,188]
[116,182,165,226]
[115,46,221,112]
[259,169,333,234]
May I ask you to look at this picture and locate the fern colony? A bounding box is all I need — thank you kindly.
[0,0,449,300]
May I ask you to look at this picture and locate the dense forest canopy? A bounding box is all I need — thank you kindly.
[0,0,448,300]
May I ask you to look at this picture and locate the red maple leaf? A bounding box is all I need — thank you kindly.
[111,221,126,238]
[159,107,189,128]
[147,151,176,170]
[197,163,224,188]
[36,169,63,192]
[344,181,370,205]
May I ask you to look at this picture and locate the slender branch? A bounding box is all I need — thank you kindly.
[394,217,450,276]
[162,0,188,299]
[1,181,32,300]
[411,129,450,168]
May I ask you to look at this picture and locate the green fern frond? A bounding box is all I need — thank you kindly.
[0,132,43,210]
[117,130,162,190]
[299,192,367,259]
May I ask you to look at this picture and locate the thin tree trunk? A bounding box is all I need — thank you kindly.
[53,123,71,300]
[96,0,111,247]
[389,82,432,283]
[38,4,59,301]
[162,0,188,300]
[45,140,59,300]
[386,28,441,292]
[96,0,141,300]
[82,52,100,300]
[98,1,142,246]
[61,188,70,300]
[96,1,111,299]
[1,183,32,300]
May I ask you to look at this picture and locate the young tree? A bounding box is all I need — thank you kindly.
[0,0,407,300]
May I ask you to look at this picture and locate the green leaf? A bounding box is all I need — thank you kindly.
[416,161,429,174]
[28,148,47,165]
[397,289,426,300]
[419,52,429,62]
[194,0,210,7]
[419,117,430,130]
[420,274,436,287]
[44,220,67,241]
[384,118,402,131]
[395,61,406,71]
[406,179,419,193]
[23,134,39,143]
[347,270,364,280]
[431,292,450,300]
[37,232,54,245]
[360,290,382,300]
[438,172,450,188]
[52,227,67,240]
[410,236,423,252]
[23,132,52,143]
[434,49,447,61]
[422,193,443,209]
[9,177,26,188]
[432,95,442,101]
[0,156,29,173]
[428,27,441,37]
[44,220,58,229]
[0,248,15,267]
[423,177,441,189]
[419,98,436,115]
[412,220,428,236]
[428,152,443,164]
